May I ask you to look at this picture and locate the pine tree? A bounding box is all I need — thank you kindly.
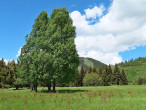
[93,66,97,73]
[80,66,85,86]
[0,58,7,88]
[108,64,112,83]
[88,66,92,73]
[7,60,17,87]
[113,64,121,85]
[121,69,128,85]
[102,66,111,86]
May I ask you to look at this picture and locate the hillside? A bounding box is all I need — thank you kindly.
[118,57,146,83]
[79,57,106,71]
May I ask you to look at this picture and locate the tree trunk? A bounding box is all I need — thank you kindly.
[53,79,56,92]
[117,79,119,85]
[16,86,18,90]
[48,83,51,92]
[34,85,37,92]
[30,84,34,91]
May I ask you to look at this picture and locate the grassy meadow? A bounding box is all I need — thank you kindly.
[0,86,146,110]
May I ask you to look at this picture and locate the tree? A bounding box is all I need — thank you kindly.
[113,64,121,85]
[83,73,101,86]
[78,66,85,86]
[102,66,111,86]
[13,60,25,90]
[92,66,97,73]
[138,77,143,85]
[19,8,79,92]
[46,7,79,92]
[0,58,7,88]
[121,69,128,85]
[88,66,92,73]
[7,60,17,87]
[19,11,48,92]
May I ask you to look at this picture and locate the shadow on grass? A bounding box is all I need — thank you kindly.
[40,89,85,93]
[13,88,26,91]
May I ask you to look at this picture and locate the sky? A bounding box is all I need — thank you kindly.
[0,0,146,64]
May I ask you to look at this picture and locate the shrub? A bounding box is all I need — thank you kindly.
[138,77,143,85]
[83,73,101,86]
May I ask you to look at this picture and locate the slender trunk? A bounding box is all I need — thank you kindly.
[53,79,56,92]
[34,85,37,92]
[48,83,51,92]
[117,79,119,85]
[30,84,34,91]
[16,86,18,90]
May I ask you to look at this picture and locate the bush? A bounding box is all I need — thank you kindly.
[83,73,101,86]
[138,77,143,85]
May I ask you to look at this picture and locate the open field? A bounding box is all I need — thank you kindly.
[0,86,146,110]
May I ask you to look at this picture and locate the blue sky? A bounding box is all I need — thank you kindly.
[0,0,146,64]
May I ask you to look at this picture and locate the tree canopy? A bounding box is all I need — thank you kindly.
[18,7,79,92]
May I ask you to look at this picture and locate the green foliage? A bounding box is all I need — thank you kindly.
[13,77,24,89]
[118,57,146,83]
[19,11,48,91]
[0,59,18,88]
[19,8,79,92]
[92,66,97,73]
[138,77,143,85]
[76,66,85,86]
[83,73,101,86]
[137,76,146,85]
[47,7,80,86]
[143,76,146,84]
[112,64,121,85]
[102,66,111,86]
[121,69,128,85]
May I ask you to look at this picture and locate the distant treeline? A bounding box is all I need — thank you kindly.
[0,58,18,88]
[118,57,146,67]
[2,57,146,90]
[74,65,128,87]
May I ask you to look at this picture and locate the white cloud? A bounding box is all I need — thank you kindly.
[84,5,105,19]
[70,0,146,64]
[16,47,21,58]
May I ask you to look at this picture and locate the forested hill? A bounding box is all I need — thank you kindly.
[79,57,106,70]
[118,57,146,83]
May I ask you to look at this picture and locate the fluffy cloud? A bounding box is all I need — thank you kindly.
[70,0,146,64]
[84,5,105,19]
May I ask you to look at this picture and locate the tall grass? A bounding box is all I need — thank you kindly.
[0,85,146,110]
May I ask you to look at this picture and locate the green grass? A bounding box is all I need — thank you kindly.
[0,86,146,110]
[79,57,106,70]
[84,58,94,68]
[118,57,146,82]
